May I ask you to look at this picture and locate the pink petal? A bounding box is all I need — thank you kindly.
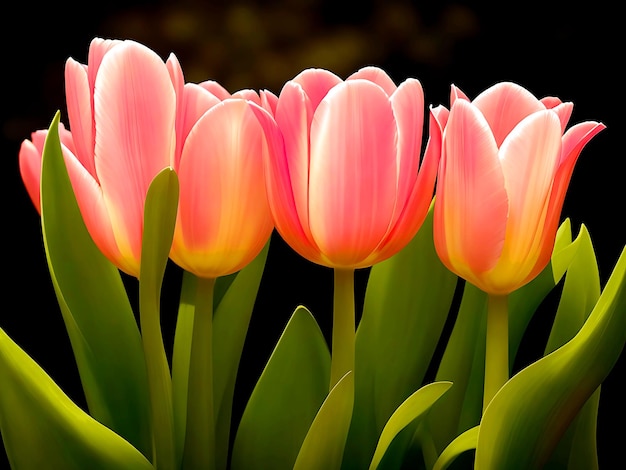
[498,110,562,270]
[435,99,508,276]
[530,121,607,280]
[347,66,397,96]
[171,99,273,277]
[93,40,176,267]
[450,84,470,106]
[232,89,261,104]
[472,82,545,146]
[19,139,43,213]
[274,81,317,244]
[65,58,97,178]
[388,78,424,226]
[173,83,221,169]
[548,102,573,133]
[375,106,442,264]
[540,96,562,109]
[259,89,278,116]
[308,80,398,267]
[290,68,342,112]
[199,80,231,100]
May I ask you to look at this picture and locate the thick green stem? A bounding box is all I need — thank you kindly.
[483,294,509,413]
[139,285,176,470]
[330,268,356,391]
[182,276,216,470]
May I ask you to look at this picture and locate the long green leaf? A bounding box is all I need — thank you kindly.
[231,306,331,470]
[345,203,458,468]
[431,426,479,470]
[0,327,153,470]
[213,241,270,469]
[39,112,151,458]
[369,381,452,470]
[294,371,354,470]
[139,167,180,470]
[475,243,626,468]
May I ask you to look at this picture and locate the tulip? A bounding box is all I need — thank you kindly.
[19,123,76,215]
[165,56,277,470]
[258,67,441,389]
[62,37,177,277]
[432,81,605,410]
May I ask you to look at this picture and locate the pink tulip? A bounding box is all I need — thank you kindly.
[19,123,76,215]
[433,82,606,295]
[166,57,275,279]
[19,37,178,277]
[258,67,441,269]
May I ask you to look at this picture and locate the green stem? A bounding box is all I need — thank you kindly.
[139,283,176,470]
[330,268,356,391]
[483,294,509,413]
[183,276,216,470]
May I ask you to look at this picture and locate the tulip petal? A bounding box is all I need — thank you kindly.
[525,121,606,284]
[172,100,272,278]
[390,78,424,213]
[497,110,562,278]
[435,99,507,279]
[290,68,342,112]
[347,66,397,96]
[65,58,97,177]
[93,40,176,268]
[472,82,544,146]
[309,80,398,266]
[374,106,441,264]
[173,83,221,169]
[18,139,43,213]
[273,81,321,254]
[199,80,232,100]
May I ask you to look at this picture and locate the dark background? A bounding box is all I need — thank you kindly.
[2,0,623,468]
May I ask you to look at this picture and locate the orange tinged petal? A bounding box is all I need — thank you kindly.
[171,100,273,278]
[435,99,508,278]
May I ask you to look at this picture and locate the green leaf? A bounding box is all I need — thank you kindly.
[344,202,458,468]
[431,426,479,470]
[231,306,331,470]
[39,112,151,458]
[213,241,270,469]
[294,371,354,470]
[138,167,180,469]
[369,381,452,470]
[475,243,626,469]
[0,327,153,470]
[543,225,601,469]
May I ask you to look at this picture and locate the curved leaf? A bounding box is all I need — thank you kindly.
[0,327,153,470]
[475,243,626,468]
[40,112,151,458]
[432,426,479,470]
[231,306,330,470]
[369,381,452,470]
[345,202,458,468]
[294,371,354,470]
[213,241,270,469]
[139,167,180,469]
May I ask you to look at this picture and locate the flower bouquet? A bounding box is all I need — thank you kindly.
[2,37,624,470]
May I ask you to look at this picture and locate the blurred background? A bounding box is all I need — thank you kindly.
[2,0,623,467]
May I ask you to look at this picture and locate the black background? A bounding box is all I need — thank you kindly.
[2,0,623,468]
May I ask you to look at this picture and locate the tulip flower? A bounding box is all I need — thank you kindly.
[61,37,178,278]
[432,81,606,410]
[258,67,441,389]
[19,123,76,215]
[165,55,277,470]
